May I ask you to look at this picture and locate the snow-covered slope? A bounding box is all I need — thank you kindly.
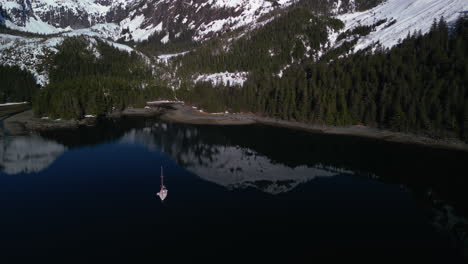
[0,0,141,32]
[195,72,249,87]
[335,0,468,51]
[0,0,297,42]
[0,33,138,86]
[0,34,63,85]
[0,0,68,33]
[1,0,467,88]
[111,0,297,42]
[2,0,463,48]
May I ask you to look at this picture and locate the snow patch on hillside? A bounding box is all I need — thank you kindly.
[0,34,65,86]
[0,101,28,106]
[32,0,111,16]
[157,51,189,64]
[0,32,140,86]
[64,23,121,40]
[336,0,468,51]
[120,14,164,41]
[195,72,248,87]
[101,39,135,53]
[4,17,67,34]
[194,0,294,41]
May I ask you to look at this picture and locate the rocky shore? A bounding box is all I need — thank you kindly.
[2,103,467,151]
[160,104,468,152]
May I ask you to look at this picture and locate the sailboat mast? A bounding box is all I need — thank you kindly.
[161,166,164,186]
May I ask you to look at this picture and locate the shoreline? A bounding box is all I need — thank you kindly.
[2,110,97,136]
[0,105,163,136]
[2,104,467,151]
[160,104,468,152]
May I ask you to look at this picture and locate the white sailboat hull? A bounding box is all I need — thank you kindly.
[157,189,168,201]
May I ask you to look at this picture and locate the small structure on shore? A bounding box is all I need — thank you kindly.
[146,100,184,112]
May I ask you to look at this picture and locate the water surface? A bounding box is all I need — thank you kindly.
[0,117,467,262]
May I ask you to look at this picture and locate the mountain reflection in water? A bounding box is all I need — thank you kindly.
[120,127,348,194]
[0,135,66,175]
[0,116,467,262]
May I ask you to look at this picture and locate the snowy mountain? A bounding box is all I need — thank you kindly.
[0,0,302,86]
[0,0,298,42]
[171,0,468,88]
[2,0,465,46]
[0,0,134,34]
[1,0,466,45]
[334,0,468,51]
[0,0,467,87]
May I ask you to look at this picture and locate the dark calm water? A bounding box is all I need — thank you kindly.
[0,116,467,263]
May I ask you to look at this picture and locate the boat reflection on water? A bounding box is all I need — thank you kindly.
[156,166,168,201]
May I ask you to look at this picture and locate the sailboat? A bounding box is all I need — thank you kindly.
[157,166,168,201]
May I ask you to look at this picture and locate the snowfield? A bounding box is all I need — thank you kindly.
[1,0,295,43]
[0,101,28,106]
[1,0,465,48]
[193,0,293,41]
[4,17,67,34]
[63,23,122,40]
[195,72,249,87]
[336,0,468,51]
[0,34,64,86]
[157,51,190,64]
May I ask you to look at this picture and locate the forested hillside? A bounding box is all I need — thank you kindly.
[173,8,344,76]
[33,37,171,119]
[0,65,38,103]
[2,1,465,143]
[177,16,468,141]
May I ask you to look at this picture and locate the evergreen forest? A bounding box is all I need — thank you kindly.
[175,16,468,141]
[3,8,467,142]
[33,37,171,119]
[0,65,38,103]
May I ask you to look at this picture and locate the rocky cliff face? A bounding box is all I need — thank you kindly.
[0,0,302,41]
[0,0,381,42]
[1,0,35,27]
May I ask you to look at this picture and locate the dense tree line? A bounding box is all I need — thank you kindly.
[173,8,344,76]
[28,13,468,142]
[0,65,38,103]
[178,17,468,141]
[33,37,171,119]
